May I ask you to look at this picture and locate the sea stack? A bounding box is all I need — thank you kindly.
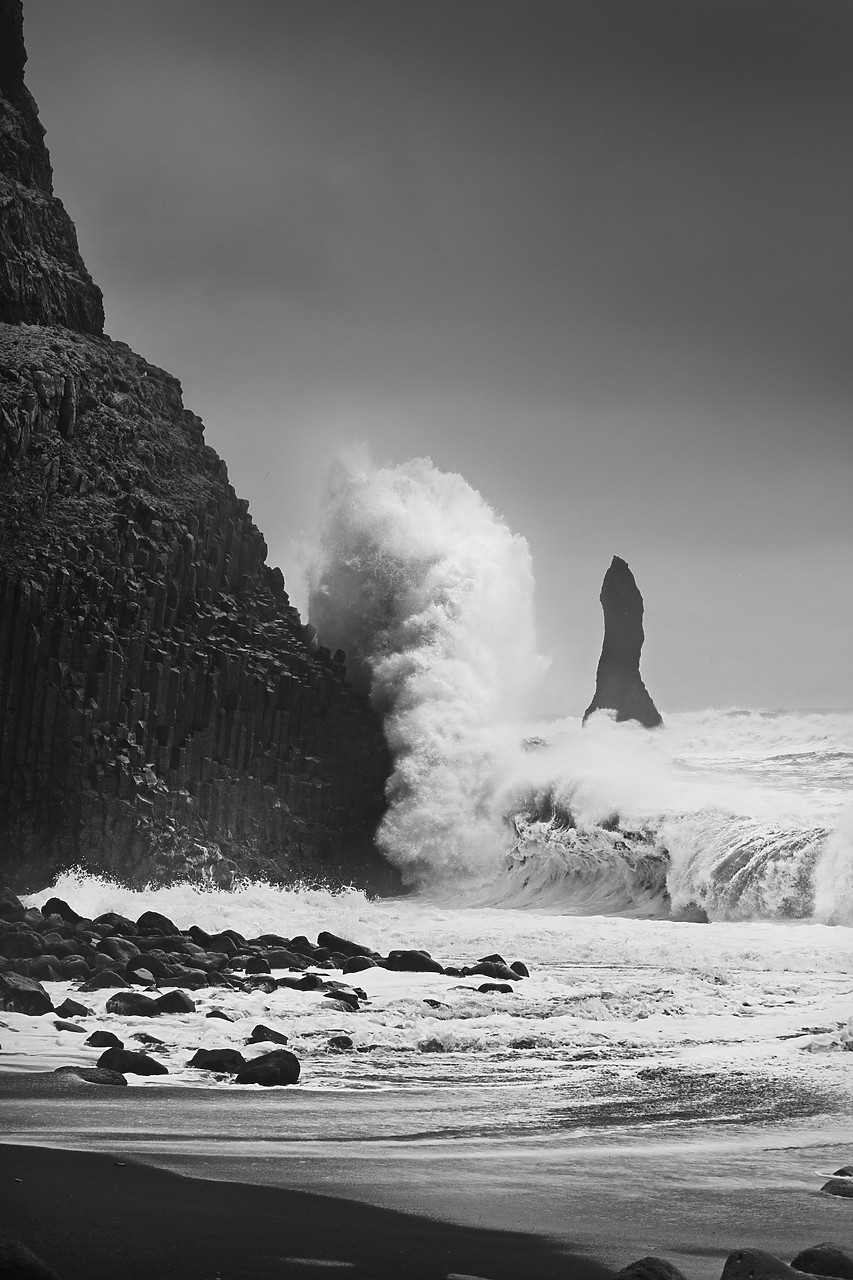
[0,0,393,892]
[583,556,662,728]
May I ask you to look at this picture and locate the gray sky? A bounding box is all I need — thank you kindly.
[24,0,853,713]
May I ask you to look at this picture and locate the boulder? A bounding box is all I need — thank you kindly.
[0,1236,62,1278]
[328,1035,354,1051]
[478,983,514,994]
[53,1065,127,1087]
[135,910,180,935]
[79,968,126,991]
[721,1250,803,1280]
[40,897,80,923]
[510,960,530,977]
[247,1024,289,1046]
[791,1246,853,1279]
[582,555,663,728]
[188,1048,246,1073]
[245,956,271,975]
[832,1165,853,1176]
[96,1047,168,1076]
[317,931,376,959]
[385,949,445,974]
[105,991,161,1017]
[155,990,196,1014]
[0,971,53,1014]
[465,961,518,982]
[60,956,93,981]
[54,998,92,1019]
[0,928,43,959]
[0,890,25,921]
[85,1030,123,1048]
[206,1008,234,1021]
[93,912,138,936]
[125,953,172,983]
[821,1179,853,1199]
[234,1048,300,1087]
[98,936,141,966]
[343,955,377,975]
[614,1259,689,1280]
[53,1019,88,1033]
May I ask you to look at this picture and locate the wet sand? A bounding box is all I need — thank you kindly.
[1,1072,852,1280]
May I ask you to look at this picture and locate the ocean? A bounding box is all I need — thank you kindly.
[3,455,852,1270]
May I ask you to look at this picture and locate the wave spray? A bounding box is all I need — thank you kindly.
[309,452,547,885]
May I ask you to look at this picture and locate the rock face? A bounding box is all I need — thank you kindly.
[0,1,394,891]
[583,556,662,729]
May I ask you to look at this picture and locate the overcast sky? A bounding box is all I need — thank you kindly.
[24,0,853,713]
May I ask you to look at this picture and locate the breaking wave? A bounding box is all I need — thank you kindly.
[307,452,852,924]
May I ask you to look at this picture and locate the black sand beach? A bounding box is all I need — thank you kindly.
[0,1141,608,1280]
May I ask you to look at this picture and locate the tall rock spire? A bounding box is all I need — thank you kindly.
[583,556,663,728]
[0,0,104,332]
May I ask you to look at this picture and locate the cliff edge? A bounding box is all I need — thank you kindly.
[582,556,663,729]
[0,0,394,891]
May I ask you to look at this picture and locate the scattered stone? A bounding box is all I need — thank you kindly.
[478,983,514,994]
[206,1008,234,1021]
[0,1235,62,1278]
[136,910,180,935]
[328,1035,354,1051]
[126,953,172,983]
[465,961,518,982]
[79,968,126,991]
[245,956,271,975]
[247,1024,289,1046]
[188,1048,247,1073]
[317,931,376,959]
[98,936,141,966]
[278,973,325,992]
[385,949,445,974]
[822,1180,853,1200]
[510,960,530,977]
[94,912,138,936]
[791,1245,853,1279]
[242,975,277,994]
[133,1033,164,1047]
[54,1065,127,1088]
[96,1047,168,1076]
[155,989,196,1014]
[105,991,161,1017]
[54,998,92,1018]
[0,890,25,921]
[0,971,53,1014]
[478,953,507,965]
[721,1249,803,1280]
[53,1019,88,1033]
[60,956,92,981]
[832,1166,853,1176]
[40,897,80,924]
[234,1048,300,1087]
[614,1258,689,1280]
[343,955,377,975]
[85,1030,123,1048]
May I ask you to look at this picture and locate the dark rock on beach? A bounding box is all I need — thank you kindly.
[385,949,445,974]
[54,997,91,1018]
[821,1179,853,1199]
[583,556,662,728]
[206,1008,234,1021]
[154,989,196,1014]
[188,1047,246,1073]
[0,970,52,1013]
[247,1023,289,1046]
[234,1047,300,1087]
[105,991,161,1017]
[614,1258,689,1280]
[79,969,126,991]
[0,1235,62,1279]
[791,1245,853,1279]
[85,1030,123,1048]
[832,1165,853,1176]
[317,930,377,959]
[96,1047,168,1076]
[721,1249,804,1280]
[53,1065,127,1088]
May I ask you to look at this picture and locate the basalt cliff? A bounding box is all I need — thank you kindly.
[0,0,394,892]
[583,556,663,729]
